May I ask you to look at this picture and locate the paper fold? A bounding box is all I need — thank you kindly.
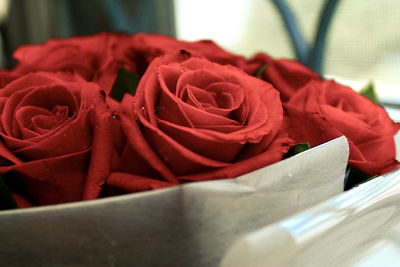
[0,137,349,267]
[220,168,400,267]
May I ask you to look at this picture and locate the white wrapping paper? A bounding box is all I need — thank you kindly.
[220,168,400,267]
[0,136,349,266]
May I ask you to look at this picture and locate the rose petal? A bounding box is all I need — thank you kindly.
[16,85,79,114]
[203,82,244,109]
[2,87,32,138]
[132,33,249,67]
[159,90,242,128]
[175,68,225,95]
[15,106,51,139]
[31,106,69,133]
[117,142,166,179]
[195,124,243,133]
[141,117,231,176]
[15,43,99,80]
[180,84,216,111]
[0,141,23,166]
[179,129,293,181]
[157,118,244,162]
[106,172,173,192]
[155,86,195,128]
[181,82,245,118]
[263,59,321,102]
[82,105,114,200]
[13,110,93,161]
[11,148,91,205]
[11,191,33,208]
[120,98,179,184]
[320,105,379,145]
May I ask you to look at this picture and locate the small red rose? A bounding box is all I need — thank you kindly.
[0,72,112,206]
[285,80,400,176]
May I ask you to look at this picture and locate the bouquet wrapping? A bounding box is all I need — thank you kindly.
[0,32,398,266]
[0,136,348,266]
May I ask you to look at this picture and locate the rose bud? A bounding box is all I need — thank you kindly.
[103,51,293,193]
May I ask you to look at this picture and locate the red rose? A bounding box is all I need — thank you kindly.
[9,33,251,95]
[12,32,143,93]
[285,80,400,175]
[104,51,293,192]
[0,72,112,206]
[244,53,321,102]
[131,33,249,68]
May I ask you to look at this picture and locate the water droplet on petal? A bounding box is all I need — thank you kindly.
[111,111,120,120]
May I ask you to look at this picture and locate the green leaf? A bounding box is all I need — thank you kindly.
[255,63,269,78]
[344,166,377,190]
[359,82,379,104]
[110,67,141,102]
[0,175,17,210]
[284,142,310,158]
[291,142,310,155]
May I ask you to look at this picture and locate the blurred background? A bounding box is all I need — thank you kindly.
[0,0,399,102]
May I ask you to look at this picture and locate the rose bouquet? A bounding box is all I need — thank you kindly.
[0,32,398,209]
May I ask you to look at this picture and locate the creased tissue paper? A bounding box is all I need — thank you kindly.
[0,136,348,267]
[220,168,400,267]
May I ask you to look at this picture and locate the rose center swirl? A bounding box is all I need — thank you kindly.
[178,81,244,119]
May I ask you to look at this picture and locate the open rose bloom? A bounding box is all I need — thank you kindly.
[0,32,399,266]
[109,50,293,193]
